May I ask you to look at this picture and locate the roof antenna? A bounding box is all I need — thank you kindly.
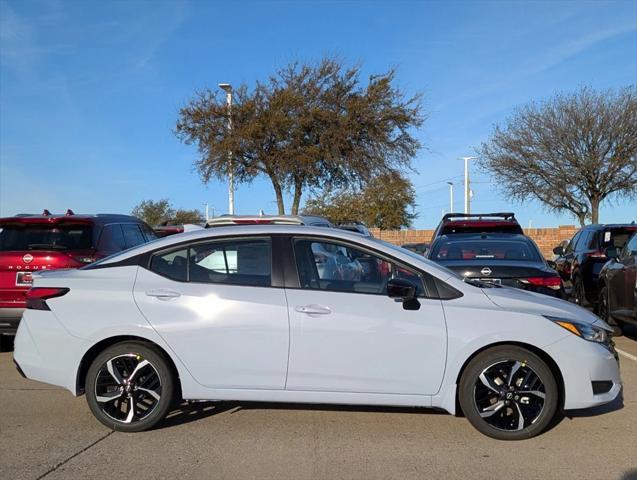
[42,209,51,216]
[66,209,75,216]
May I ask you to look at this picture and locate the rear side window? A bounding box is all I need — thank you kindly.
[122,224,147,248]
[140,224,158,241]
[150,238,271,287]
[97,224,126,254]
[151,249,188,282]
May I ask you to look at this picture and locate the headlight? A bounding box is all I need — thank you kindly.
[543,316,610,344]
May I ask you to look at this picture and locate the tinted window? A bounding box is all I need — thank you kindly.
[0,224,93,251]
[122,224,147,248]
[430,239,541,262]
[97,224,126,254]
[151,249,188,282]
[624,234,637,256]
[140,224,158,242]
[574,230,591,251]
[602,228,637,250]
[294,239,425,295]
[565,232,580,254]
[190,239,271,286]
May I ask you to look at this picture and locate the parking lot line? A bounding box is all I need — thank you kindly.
[616,348,637,362]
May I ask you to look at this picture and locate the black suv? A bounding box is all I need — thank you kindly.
[553,223,637,307]
[598,233,637,331]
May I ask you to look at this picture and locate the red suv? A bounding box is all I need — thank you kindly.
[432,212,523,239]
[0,210,157,336]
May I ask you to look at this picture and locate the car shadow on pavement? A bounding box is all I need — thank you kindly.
[159,401,241,429]
[621,469,637,480]
[158,400,444,429]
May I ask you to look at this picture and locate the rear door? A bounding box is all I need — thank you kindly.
[134,236,289,389]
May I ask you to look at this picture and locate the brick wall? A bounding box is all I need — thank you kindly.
[370,225,579,258]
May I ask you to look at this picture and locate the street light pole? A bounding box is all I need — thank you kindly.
[447,182,454,213]
[460,156,478,214]
[219,83,234,215]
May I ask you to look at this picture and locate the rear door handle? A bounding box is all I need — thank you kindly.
[295,304,331,315]
[146,289,181,300]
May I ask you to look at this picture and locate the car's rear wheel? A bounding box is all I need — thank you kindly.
[85,341,175,432]
[459,346,559,440]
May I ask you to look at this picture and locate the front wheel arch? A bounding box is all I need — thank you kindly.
[454,341,565,416]
[76,335,181,398]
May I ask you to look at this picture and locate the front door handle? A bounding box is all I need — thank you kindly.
[146,289,181,300]
[295,304,331,315]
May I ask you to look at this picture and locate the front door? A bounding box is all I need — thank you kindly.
[134,237,289,390]
[285,238,447,395]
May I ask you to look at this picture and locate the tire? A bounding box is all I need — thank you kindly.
[573,276,587,307]
[458,346,559,440]
[85,341,175,432]
[598,286,623,336]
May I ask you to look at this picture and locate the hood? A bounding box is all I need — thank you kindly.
[481,284,603,327]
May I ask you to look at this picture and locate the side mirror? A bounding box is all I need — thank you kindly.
[605,246,619,259]
[552,245,564,256]
[387,278,420,310]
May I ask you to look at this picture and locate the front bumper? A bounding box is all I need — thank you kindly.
[0,308,24,335]
[545,334,622,410]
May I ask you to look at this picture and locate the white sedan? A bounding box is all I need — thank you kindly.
[13,225,621,440]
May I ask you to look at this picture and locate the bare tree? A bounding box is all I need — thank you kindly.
[175,57,423,214]
[478,86,637,225]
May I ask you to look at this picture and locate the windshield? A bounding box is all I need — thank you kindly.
[430,239,541,262]
[0,224,93,251]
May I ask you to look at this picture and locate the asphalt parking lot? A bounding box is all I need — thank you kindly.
[1,332,636,480]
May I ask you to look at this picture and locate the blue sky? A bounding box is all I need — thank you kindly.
[1,0,636,228]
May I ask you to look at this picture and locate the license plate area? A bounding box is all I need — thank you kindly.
[480,278,501,285]
[16,272,34,287]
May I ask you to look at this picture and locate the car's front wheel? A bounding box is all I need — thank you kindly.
[85,341,175,432]
[598,286,622,336]
[459,346,559,440]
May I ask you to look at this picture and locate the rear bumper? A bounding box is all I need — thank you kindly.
[0,308,24,335]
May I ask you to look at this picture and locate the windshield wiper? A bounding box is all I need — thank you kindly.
[27,243,69,250]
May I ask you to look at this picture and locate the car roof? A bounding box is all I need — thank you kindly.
[581,223,637,230]
[94,224,456,280]
[205,215,333,227]
[0,213,144,227]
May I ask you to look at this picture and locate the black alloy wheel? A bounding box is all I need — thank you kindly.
[86,342,175,432]
[459,346,558,440]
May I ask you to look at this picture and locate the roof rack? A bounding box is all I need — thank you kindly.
[442,212,516,221]
[205,215,305,227]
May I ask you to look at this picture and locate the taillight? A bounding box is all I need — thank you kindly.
[519,276,562,290]
[25,287,70,310]
[585,251,606,259]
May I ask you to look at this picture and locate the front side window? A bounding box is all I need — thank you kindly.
[294,238,425,295]
[150,238,271,287]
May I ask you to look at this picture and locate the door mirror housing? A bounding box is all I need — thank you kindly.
[605,246,619,259]
[552,245,564,256]
[387,278,420,310]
